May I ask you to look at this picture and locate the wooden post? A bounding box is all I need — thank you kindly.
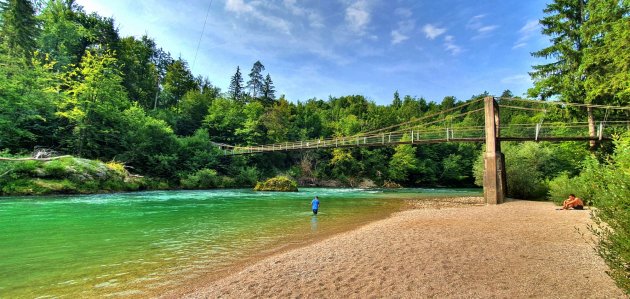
[483,96,505,204]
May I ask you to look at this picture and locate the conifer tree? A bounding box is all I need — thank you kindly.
[228,66,244,102]
[247,60,264,99]
[0,0,39,64]
[261,73,275,105]
[392,90,401,108]
[528,0,597,147]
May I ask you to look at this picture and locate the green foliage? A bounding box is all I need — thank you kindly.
[116,106,179,178]
[254,175,298,192]
[228,66,244,102]
[581,0,630,105]
[329,148,360,179]
[56,50,129,157]
[160,58,196,107]
[0,0,39,64]
[0,49,60,152]
[0,157,144,195]
[247,60,264,99]
[549,134,630,293]
[180,168,221,189]
[474,142,583,200]
[118,35,160,109]
[234,166,259,187]
[388,144,417,183]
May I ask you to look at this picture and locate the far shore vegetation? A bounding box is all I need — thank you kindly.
[0,0,628,293]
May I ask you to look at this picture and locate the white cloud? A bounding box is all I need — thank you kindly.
[423,24,446,40]
[478,25,498,33]
[391,30,409,44]
[513,20,540,49]
[391,8,415,45]
[345,0,371,34]
[444,35,462,55]
[467,14,498,39]
[394,7,412,18]
[225,0,291,34]
[283,0,325,28]
[225,0,254,13]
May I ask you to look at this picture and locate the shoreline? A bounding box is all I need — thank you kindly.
[165,199,624,298]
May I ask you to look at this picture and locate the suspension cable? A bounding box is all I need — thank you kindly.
[356,97,484,136]
[191,0,214,73]
[499,97,630,110]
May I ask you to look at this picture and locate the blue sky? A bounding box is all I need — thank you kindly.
[75,0,550,105]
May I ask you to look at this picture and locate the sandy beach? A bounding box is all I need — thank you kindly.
[168,199,625,298]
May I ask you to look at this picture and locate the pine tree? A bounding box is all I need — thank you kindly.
[527,0,597,147]
[581,0,629,105]
[392,90,401,108]
[247,60,264,99]
[0,0,39,64]
[261,73,275,106]
[228,66,244,102]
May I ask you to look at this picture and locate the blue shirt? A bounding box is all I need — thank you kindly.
[311,198,319,210]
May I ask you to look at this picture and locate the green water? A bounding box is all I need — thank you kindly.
[0,188,480,297]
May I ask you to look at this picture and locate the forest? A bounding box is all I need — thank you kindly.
[0,0,627,192]
[0,0,629,291]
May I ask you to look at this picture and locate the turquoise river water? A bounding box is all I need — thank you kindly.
[0,188,480,297]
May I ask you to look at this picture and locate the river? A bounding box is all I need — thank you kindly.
[0,187,480,297]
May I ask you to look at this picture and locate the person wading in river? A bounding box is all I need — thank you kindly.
[311,196,320,215]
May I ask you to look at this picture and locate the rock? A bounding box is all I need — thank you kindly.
[358,178,377,188]
[382,180,403,189]
[254,176,299,192]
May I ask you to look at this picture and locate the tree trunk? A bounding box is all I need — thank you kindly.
[588,106,596,150]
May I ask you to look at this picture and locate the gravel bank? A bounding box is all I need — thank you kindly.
[168,199,625,298]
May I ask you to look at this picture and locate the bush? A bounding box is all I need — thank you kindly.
[234,166,259,187]
[180,169,221,189]
[548,134,630,293]
[254,176,298,192]
[473,142,579,200]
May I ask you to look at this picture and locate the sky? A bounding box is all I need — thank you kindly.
[75,0,551,105]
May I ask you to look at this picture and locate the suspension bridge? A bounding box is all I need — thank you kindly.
[212,97,630,204]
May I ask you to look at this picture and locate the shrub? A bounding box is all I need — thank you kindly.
[548,134,630,293]
[473,142,576,200]
[180,169,221,189]
[234,167,259,187]
[254,176,298,192]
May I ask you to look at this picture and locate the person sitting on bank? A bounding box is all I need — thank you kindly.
[563,194,584,210]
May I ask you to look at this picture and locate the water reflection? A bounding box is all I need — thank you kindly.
[310,215,318,232]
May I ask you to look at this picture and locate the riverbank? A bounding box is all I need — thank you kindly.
[171,199,624,298]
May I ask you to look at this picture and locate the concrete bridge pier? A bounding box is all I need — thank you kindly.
[483,97,506,204]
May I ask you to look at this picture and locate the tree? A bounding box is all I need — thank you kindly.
[528,0,596,147]
[228,66,244,102]
[261,73,275,105]
[118,35,159,109]
[388,144,418,183]
[56,51,129,157]
[0,0,39,64]
[0,48,59,152]
[160,58,196,107]
[581,0,630,106]
[37,0,88,70]
[392,90,401,108]
[262,96,294,142]
[247,60,264,99]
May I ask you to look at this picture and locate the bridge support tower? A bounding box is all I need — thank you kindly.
[483,97,507,204]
